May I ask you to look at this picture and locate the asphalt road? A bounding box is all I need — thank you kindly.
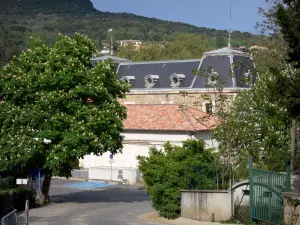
[18,179,163,225]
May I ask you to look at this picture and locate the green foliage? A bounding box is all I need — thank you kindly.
[117,34,214,61]
[0,33,129,178]
[273,0,300,68]
[70,158,80,169]
[0,188,36,215]
[0,0,261,66]
[259,1,300,119]
[0,177,15,189]
[137,140,217,219]
[216,35,227,48]
[214,85,291,179]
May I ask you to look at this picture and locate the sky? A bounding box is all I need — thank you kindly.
[91,0,270,34]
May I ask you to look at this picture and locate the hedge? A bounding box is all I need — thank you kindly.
[0,177,15,189]
[0,188,36,217]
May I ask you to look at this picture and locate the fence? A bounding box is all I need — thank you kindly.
[89,166,141,184]
[72,169,89,179]
[249,157,291,224]
[1,209,17,225]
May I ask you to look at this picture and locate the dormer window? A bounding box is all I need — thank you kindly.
[144,74,159,88]
[244,70,252,86]
[207,69,218,86]
[121,76,135,85]
[170,73,185,87]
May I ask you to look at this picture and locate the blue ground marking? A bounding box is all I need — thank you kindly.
[64,181,114,189]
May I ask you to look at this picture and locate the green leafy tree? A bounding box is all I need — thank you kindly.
[214,85,291,179]
[0,33,129,203]
[137,140,217,219]
[258,0,300,171]
[215,35,227,48]
[117,34,213,61]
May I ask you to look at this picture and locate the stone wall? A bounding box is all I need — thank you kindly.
[283,192,300,225]
[121,90,236,110]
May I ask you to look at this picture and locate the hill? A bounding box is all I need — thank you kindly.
[0,0,261,66]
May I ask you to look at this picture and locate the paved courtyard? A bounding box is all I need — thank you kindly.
[18,179,160,225]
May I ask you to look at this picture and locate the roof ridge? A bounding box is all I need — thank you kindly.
[119,59,202,65]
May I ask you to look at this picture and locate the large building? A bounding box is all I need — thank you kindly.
[115,47,254,112]
[81,46,255,184]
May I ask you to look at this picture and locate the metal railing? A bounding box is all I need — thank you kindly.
[249,157,291,224]
[1,209,17,225]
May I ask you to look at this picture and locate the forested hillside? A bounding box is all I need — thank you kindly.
[0,0,261,66]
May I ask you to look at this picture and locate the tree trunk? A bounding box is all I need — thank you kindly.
[41,172,52,204]
[291,119,296,172]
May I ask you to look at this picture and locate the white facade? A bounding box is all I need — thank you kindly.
[80,130,217,169]
[79,130,217,184]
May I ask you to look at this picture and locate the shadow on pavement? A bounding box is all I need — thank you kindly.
[50,187,150,204]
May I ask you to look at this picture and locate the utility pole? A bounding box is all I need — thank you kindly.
[108,28,114,56]
[228,0,232,48]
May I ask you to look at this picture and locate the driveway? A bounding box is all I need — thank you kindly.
[18,179,163,225]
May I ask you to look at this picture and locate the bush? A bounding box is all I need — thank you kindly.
[0,176,15,189]
[137,140,217,219]
[0,188,36,216]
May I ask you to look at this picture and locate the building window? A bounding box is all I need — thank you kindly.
[170,73,185,88]
[144,74,159,88]
[120,76,135,85]
[205,102,213,114]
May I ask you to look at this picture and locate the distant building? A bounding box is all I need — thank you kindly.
[99,49,110,55]
[249,45,268,51]
[119,40,142,50]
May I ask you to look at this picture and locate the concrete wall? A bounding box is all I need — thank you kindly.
[89,166,140,184]
[181,190,232,222]
[283,192,300,225]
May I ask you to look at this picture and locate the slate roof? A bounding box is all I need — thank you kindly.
[117,59,201,89]
[91,47,255,90]
[124,104,218,132]
[193,55,233,88]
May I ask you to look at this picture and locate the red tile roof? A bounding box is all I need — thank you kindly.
[124,104,218,131]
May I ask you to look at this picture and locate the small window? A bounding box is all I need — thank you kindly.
[121,76,135,85]
[170,73,185,88]
[205,103,213,114]
[144,75,159,88]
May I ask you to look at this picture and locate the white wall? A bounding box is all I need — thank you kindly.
[89,166,140,184]
[79,130,217,170]
[193,131,218,149]
[181,190,232,222]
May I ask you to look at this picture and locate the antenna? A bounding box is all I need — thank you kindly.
[228,0,232,48]
[108,28,114,56]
